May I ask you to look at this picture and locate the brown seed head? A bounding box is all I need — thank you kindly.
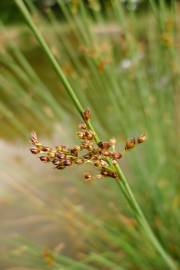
[30,131,38,145]
[82,109,91,121]
[56,164,65,170]
[75,158,84,165]
[102,150,110,157]
[109,138,116,146]
[48,151,56,159]
[39,156,49,162]
[79,123,87,130]
[137,134,146,144]
[56,152,65,159]
[125,138,136,150]
[84,173,92,181]
[41,146,50,152]
[63,159,72,166]
[98,141,111,150]
[30,147,40,154]
[111,152,122,160]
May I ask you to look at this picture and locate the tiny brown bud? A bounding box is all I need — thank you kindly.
[75,158,84,165]
[30,147,40,154]
[56,164,65,170]
[56,152,65,159]
[30,131,38,145]
[39,156,49,162]
[111,152,122,160]
[48,151,56,159]
[101,169,108,176]
[109,138,116,146]
[125,138,136,150]
[63,159,72,166]
[137,134,146,144]
[84,173,92,181]
[61,145,68,152]
[79,123,87,130]
[56,145,62,151]
[52,158,60,165]
[77,131,84,139]
[102,150,110,157]
[98,141,111,150]
[94,160,101,167]
[71,146,80,156]
[41,146,50,152]
[81,141,91,149]
[82,109,91,121]
[84,130,94,140]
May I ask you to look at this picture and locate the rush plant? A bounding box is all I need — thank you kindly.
[14,0,178,269]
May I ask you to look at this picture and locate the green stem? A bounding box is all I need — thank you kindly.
[15,1,177,269]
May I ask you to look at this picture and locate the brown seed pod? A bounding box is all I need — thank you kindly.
[82,109,91,121]
[56,152,65,159]
[137,134,146,144]
[56,164,65,170]
[30,147,40,154]
[79,123,87,130]
[110,152,122,160]
[30,131,38,145]
[39,156,49,162]
[48,151,56,159]
[75,158,84,165]
[77,131,84,139]
[98,141,111,150]
[52,158,61,166]
[84,173,92,181]
[102,150,110,157]
[125,138,136,150]
[41,146,50,152]
[94,160,101,167]
[63,159,72,166]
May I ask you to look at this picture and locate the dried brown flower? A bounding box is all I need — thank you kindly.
[82,108,91,121]
[30,116,146,181]
[137,134,146,144]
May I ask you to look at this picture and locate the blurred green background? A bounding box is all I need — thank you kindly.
[0,0,179,269]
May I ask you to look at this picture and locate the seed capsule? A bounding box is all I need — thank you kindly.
[110,152,122,160]
[125,138,136,150]
[41,146,50,152]
[63,159,72,166]
[75,158,84,165]
[30,147,40,154]
[82,109,91,121]
[102,150,110,157]
[56,152,65,159]
[137,134,146,144]
[30,131,38,145]
[39,156,49,162]
[48,151,56,159]
[84,173,92,181]
[79,123,87,130]
[98,141,111,150]
[56,164,65,170]
[52,158,61,165]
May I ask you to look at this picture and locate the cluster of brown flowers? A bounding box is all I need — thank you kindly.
[30,109,146,182]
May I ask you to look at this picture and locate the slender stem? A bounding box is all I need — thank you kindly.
[15,1,177,269]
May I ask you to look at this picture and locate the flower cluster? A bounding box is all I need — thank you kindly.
[30,109,146,182]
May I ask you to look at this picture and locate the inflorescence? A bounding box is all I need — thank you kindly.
[30,109,146,182]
